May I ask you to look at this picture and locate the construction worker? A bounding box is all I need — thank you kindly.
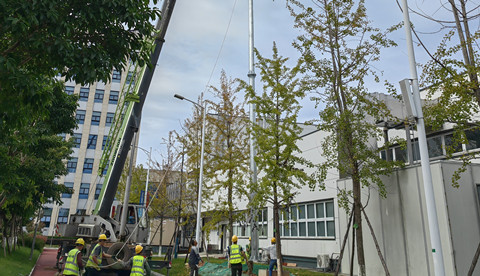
[245,237,254,275]
[125,245,151,276]
[265,237,277,276]
[227,235,247,276]
[188,240,202,276]
[85,234,113,276]
[62,238,85,275]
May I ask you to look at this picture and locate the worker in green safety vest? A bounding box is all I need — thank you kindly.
[62,238,85,275]
[125,245,151,276]
[245,237,254,276]
[85,234,113,276]
[227,235,247,276]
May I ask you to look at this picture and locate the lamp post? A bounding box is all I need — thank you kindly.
[174,93,206,244]
[136,146,152,208]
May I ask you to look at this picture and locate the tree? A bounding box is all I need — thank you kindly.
[287,0,401,275]
[0,0,160,252]
[0,82,76,254]
[202,70,250,246]
[244,43,316,275]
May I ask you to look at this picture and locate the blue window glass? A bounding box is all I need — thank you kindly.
[109,91,119,104]
[67,158,78,173]
[73,133,82,148]
[58,208,69,224]
[106,112,114,126]
[62,182,74,198]
[95,184,102,200]
[87,135,97,149]
[112,70,121,83]
[76,110,86,124]
[65,86,75,95]
[79,87,89,101]
[91,111,101,126]
[83,158,94,173]
[40,208,52,228]
[79,183,89,199]
[102,136,109,150]
[94,89,104,103]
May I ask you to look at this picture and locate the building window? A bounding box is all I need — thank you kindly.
[280,200,335,238]
[79,183,90,199]
[95,184,102,200]
[91,111,101,126]
[112,70,121,82]
[126,71,135,85]
[87,135,97,149]
[94,89,104,103]
[83,158,94,174]
[40,208,52,228]
[58,208,69,224]
[79,87,89,101]
[445,134,463,153]
[102,136,109,150]
[76,110,86,124]
[466,129,480,150]
[232,208,267,238]
[58,133,66,141]
[62,182,74,198]
[67,158,78,173]
[65,86,75,95]
[109,91,119,104]
[105,112,115,126]
[73,133,82,148]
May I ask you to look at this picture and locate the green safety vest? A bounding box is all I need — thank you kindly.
[63,248,80,275]
[130,255,146,276]
[229,244,242,264]
[246,244,251,259]
[86,244,103,270]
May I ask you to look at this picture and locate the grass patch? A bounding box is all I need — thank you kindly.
[152,256,333,276]
[0,246,41,276]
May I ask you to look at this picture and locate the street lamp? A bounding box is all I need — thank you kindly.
[174,93,206,244]
[136,146,152,208]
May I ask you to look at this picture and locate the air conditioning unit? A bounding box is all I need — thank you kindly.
[316,254,330,270]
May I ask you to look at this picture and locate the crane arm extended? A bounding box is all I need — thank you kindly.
[94,0,177,218]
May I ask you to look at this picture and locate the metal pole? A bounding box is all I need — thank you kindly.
[400,1,445,275]
[119,133,138,238]
[195,101,207,244]
[248,0,259,262]
[144,147,152,207]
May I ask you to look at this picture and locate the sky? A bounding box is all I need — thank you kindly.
[136,0,452,166]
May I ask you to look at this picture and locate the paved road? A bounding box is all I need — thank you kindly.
[30,248,59,276]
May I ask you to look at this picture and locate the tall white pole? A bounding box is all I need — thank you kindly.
[144,147,151,207]
[195,101,207,244]
[400,1,445,275]
[248,0,259,262]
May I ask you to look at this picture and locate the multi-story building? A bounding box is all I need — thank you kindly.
[41,67,136,236]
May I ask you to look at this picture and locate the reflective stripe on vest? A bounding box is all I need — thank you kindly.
[130,255,145,276]
[63,248,80,275]
[229,244,241,264]
[86,244,103,270]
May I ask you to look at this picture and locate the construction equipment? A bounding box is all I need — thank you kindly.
[55,1,177,274]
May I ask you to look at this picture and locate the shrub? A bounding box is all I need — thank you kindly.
[24,234,46,251]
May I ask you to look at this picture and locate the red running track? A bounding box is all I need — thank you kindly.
[30,248,60,276]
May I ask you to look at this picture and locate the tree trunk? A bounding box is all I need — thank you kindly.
[335,207,354,276]
[350,212,356,276]
[362,207,390,275]
[273,200,283,276]
[30,212,41,260]
[352,162,366,276]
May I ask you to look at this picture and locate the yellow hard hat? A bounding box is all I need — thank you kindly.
[135,245,144,254]
[98,234,107,241]
[271,237,276,243]
[232,235,238,243]
[249,237,251,241]
[75,238,85,246]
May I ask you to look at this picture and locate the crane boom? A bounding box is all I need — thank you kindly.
[94,0,177,218]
